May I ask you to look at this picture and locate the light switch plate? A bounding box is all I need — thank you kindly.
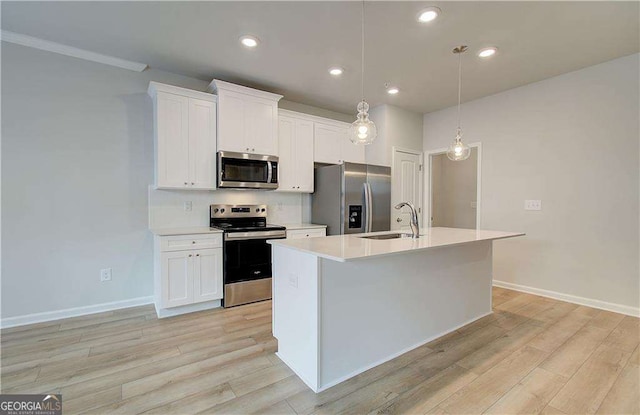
[100,268,112,282]
[184,201,193,212]
[288,273,298,288]
[525,200,542,211]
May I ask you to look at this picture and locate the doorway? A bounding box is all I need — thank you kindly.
[426,144,481,229]
[391,147,423,231]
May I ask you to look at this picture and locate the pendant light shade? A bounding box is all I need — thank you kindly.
[349,101,378,144]
[446,45,471,161]
[349,0,377,145]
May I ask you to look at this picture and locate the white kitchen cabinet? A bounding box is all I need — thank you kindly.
[155,233,223,312]
[148,82,217,190]
[286,228,327,239]
[314,121,365,164]
[278,115,314,192]
[208,80,283,156]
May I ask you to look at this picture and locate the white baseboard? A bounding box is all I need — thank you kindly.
[155,300,221,318]
[1,296,154,329]
[493,280,640,317]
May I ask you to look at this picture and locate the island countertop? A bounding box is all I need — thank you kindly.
[268,227,524,262]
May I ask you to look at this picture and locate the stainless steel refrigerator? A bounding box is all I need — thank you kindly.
[312,163,391,235]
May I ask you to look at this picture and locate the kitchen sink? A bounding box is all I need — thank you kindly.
[359,233,413,240]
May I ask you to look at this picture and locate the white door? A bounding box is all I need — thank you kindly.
[340,130,366,163]
[193,248,223,303]
[188,98,217,189]
[314,123,343,164]
[392,149,422,231]
[156,92,189,188]
[246,97,278,156]
[296,119,315,192]
[277,116,296,191]
[161,251,194,308]
[217,90,246,153]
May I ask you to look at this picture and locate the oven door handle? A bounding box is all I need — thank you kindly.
[224,230,286,241]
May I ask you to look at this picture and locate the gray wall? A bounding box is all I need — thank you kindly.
[0,43,345,319]
[423,53,640,311]
[431,149,477,229]
[366,104,423,167]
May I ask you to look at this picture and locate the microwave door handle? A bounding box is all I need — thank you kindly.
[267,161,273,184]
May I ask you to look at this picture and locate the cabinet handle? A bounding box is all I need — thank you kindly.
[184,182,188,185]
[252,148,255,152]
[192,241,196,244]
[189,254,193,257]
[196,254,200,257]
[246,147,249,151]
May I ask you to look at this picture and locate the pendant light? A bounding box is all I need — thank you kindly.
[447,45,471,161]
[348,0,377,145]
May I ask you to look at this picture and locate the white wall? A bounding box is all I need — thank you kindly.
[366,104,423,166]
[1,43,342,320]
[423,53,640,312]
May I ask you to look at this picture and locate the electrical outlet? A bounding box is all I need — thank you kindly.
[100,268,112,282]
[184,201,192,212]
[470,201,478,209]
[524,200,542,211]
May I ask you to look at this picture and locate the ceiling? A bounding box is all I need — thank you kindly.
[2,1,639,114]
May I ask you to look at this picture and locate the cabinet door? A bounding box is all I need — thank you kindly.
[341,129,366,163]
[314,123,343,164]
[188,99,217,190]
[156,92,190,188]
[217,90,246,153]
[296,119,315,192]
[161,251,193,308]
[277,116,296,191]
[245,97,278,156]
[193,248,223,303]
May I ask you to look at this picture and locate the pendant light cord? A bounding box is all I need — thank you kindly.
[456,50,462,131]
[361,0,365,102]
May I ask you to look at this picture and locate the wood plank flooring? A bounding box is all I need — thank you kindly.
[1,287,638,414]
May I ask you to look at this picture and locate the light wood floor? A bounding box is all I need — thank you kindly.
[1,287,638,414]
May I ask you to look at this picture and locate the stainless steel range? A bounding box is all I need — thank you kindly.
[210,204,286,307]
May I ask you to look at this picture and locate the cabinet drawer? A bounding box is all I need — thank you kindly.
[160,234,222,252]
[286,228,327,239]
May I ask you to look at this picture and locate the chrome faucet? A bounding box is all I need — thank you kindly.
[394,202,420,238]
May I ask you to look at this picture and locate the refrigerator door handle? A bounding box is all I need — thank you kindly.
[364,182,373,233]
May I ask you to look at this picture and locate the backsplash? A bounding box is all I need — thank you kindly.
[149,187,309,229]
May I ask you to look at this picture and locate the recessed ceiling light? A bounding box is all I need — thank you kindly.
[478,47,498,58]
[239,35,259,48]
[387,87,400,95]
[417,7,441,23]
[329,67,344,76]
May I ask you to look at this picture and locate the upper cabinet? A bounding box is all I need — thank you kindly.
[208,80,283,156]
[148,82,217,190]
[278,112,314,192]
[314,121,365,164]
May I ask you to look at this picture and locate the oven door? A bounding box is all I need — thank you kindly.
[218,151,278,189]
[223,231,285,307]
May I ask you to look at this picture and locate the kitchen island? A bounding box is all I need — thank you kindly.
[268,227,524,392]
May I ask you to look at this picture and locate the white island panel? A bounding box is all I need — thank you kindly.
[318,241,492,389]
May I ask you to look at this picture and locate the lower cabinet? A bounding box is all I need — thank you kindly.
[155,234,223,311]
[286,228,327,239]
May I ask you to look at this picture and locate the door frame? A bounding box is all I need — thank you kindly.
[391,146,424,229]
[424,142,482,229]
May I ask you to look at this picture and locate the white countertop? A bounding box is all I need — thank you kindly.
[150,226,223,236]
[268,227,524,262]
[277,223,328,230]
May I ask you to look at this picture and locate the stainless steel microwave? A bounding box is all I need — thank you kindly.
[217,151,279,189]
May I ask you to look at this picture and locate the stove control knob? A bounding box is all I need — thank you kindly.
[214,208,219,213]
[261,208,266,212]
[220,208,225,213]
[256,208,260,213]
